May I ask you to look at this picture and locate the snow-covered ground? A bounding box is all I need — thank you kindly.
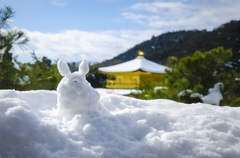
[1,59,240,158]
[1,89,240,158]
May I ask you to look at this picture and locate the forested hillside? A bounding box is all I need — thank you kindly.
[100,20,240,70]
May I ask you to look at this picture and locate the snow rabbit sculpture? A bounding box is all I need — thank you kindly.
[57,59,103,120]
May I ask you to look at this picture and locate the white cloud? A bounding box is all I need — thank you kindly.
[130,1,184,14]
[13,0,240,64]
[122,0,240,31]
[50,0,68,6]
[15,29,161,63]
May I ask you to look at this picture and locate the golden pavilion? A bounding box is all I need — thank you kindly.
[99,51,168,89]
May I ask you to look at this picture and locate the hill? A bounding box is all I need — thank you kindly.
[99,20,240,70]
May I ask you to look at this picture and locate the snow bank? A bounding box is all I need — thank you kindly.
[0,90,240,158]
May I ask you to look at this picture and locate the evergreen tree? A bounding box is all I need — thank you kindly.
[0,6,29,89]
[86,64,107,88]
[19,53,61,90]
[165,47,233,104]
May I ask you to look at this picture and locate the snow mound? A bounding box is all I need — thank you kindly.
[201,82,224,106]
[0,90,240,158]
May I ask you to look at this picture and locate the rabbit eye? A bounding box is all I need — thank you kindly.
[72,77,82,83]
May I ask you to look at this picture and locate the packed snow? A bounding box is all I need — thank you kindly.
[201,82,224,106]
[0,60,240,158]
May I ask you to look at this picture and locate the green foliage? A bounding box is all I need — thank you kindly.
[230,98,240,107]
[164,47,233,104]
[0,6,29,54]
[137,87,169,100]
[0,6,29,89]
[0,6,14,29]
[18,53,61,90]
[0,53,20,89]
[136,47,238,106]
[86,65,107,88]
[136,81,158,99]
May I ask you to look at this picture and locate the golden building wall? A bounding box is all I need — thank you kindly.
[106,71,165,89]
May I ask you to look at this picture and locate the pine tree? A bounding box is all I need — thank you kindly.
[0,6,29,89]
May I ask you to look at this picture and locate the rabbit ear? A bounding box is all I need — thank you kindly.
[78,58,89,75]
[58,59,71,76]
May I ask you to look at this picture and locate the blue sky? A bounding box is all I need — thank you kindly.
[1,0,240,63]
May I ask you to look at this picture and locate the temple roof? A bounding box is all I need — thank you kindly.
[99,51,168,74]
